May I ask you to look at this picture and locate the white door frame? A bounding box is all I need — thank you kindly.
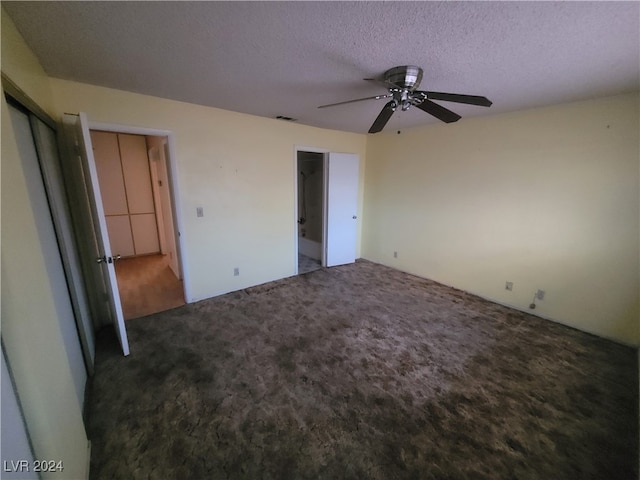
[89,120,191,303]
[294,146,328,275]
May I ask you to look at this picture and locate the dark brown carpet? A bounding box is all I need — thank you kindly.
[88,260,638,480]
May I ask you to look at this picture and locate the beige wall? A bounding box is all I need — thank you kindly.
[48,78,367,302]
[1,9,55,117]
[1,10,90,479]
[362,93,639,345]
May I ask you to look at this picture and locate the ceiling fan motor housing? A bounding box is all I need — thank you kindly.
[385,65,423,91]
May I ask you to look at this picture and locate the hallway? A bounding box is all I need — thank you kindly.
[114,254,185,320]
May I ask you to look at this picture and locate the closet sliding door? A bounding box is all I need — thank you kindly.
[91,131,134,256]
[119,134,160,255]
[91,131,160,258]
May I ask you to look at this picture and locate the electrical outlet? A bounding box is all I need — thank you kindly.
[233,267,239,276]
[196,207,204,218]
[393,251,398,258]
[505,281,513,291]
[536,289,545,300]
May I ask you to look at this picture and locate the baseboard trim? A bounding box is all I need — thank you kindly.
[360,257,638,348]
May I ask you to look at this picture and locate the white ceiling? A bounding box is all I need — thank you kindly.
[4,1,639,134]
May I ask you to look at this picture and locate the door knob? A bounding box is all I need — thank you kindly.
[96,256,106,264]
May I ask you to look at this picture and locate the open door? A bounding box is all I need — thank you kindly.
[61,113,130,356]
[326,152,359,267]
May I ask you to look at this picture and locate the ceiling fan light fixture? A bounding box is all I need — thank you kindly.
[319,65,492,133]
[396,89,412,111]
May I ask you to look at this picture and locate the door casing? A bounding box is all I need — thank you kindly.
[89,120,190,302]
[294,146,360,274]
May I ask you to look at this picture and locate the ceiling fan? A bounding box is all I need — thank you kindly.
[318,65,492,133]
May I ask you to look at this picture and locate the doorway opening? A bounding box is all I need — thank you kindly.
[297,151,325,274]
[90,130,185,319]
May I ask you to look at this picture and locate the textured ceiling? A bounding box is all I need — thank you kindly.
[3,1,639,134]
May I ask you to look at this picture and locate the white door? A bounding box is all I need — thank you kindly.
[326,153,359,267]
[62,113,130,356]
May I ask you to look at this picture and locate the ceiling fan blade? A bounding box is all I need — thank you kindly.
[416,99,461,123]
[368,101,397,133]
[318,94,392,109]
[422,91,493,107]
